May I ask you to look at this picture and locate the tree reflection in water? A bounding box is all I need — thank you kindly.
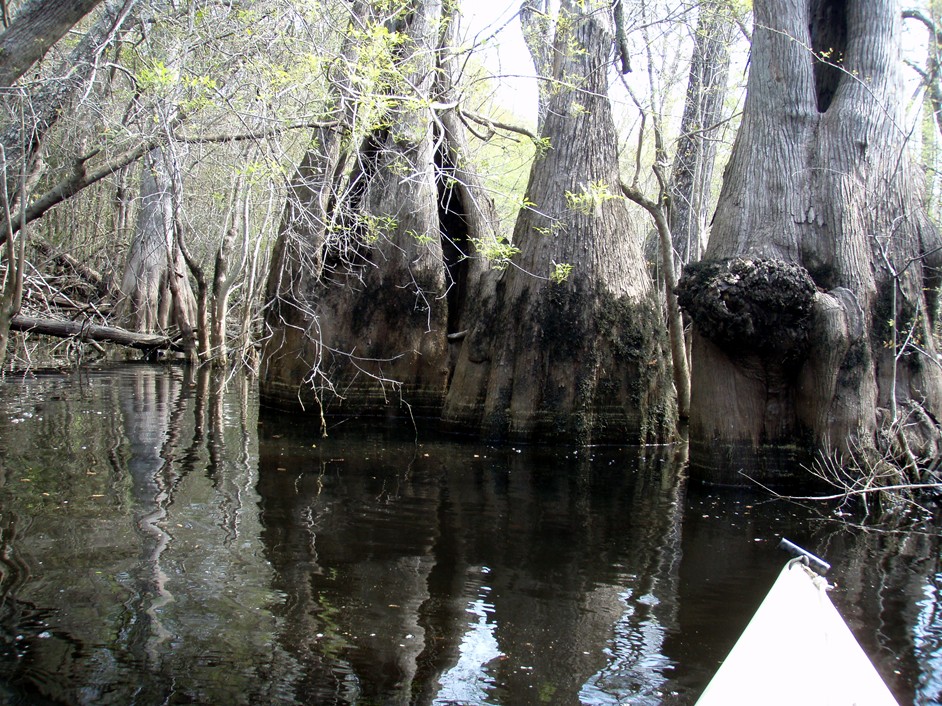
[121,366,177,669]
[434,574,502,704]
[0,364,935,704]
[0,365,284,704]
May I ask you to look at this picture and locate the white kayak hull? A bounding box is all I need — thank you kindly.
[696,559,899,706]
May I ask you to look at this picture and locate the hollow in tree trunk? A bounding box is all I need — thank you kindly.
[260,0,501,425]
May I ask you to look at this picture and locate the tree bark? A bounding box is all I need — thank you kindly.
[115,148,198,362]
[0,0,105,88]
[0,133,43,369]
[9,313,182,353]
[681,0,942,483]
[261,0,501,421]
[519,0,554,133]
[210,226,236,367]
[667,0,735,268]
[166,153,212,363]
[442,0,676,444]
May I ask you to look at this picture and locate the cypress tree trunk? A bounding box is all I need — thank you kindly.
[668,0,735,269]
[116,148,199,361]
[680,0,942,483]
[442,0,676,444]
[260,0,501,423]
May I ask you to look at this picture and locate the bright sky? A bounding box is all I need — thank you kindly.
[456,1,937,134]
[458,0,540,124]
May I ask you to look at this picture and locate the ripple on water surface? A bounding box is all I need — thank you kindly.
[0,364,936,704]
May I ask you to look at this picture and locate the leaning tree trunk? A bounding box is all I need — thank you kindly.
[0,0,140,227]
[261,0,501,424]
[0,0,105,88]
[679,0,942,483]
[0,0,138,362]
[442,0,676,444]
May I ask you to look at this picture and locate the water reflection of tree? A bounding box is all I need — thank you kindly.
[119,366,185,669]
[0,364,286,703]
[206,370,253,545]
[0,366,284,702]
[0,368,936,703]
[117,365,282,702]
[258,439,438,704]
[465,446,686,705]
[259,420,942,704]
[0,370,156,701]
[0,513,31,607]
[819,526,941,705]
[256,431,692,705]
[914,563,942,706]
[579,446,687,706]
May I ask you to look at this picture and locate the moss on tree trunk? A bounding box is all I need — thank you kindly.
[442,0,676,444]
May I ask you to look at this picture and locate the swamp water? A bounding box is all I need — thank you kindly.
[0,363,937,705]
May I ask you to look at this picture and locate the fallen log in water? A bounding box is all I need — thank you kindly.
[10,314,183,353]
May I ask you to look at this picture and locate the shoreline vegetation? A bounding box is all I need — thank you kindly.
[0,0,939,507]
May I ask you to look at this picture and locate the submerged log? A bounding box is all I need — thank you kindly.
[10,314,183,353]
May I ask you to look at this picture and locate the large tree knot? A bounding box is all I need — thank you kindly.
[676,258,817,358]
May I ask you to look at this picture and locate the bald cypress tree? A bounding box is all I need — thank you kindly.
[260,0,501,423]
[679,0,942,482]
[442,0,675,443]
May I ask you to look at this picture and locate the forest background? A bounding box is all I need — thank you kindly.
[1,0,941,495]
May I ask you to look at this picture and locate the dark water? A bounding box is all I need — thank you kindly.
[0,364,937,705]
